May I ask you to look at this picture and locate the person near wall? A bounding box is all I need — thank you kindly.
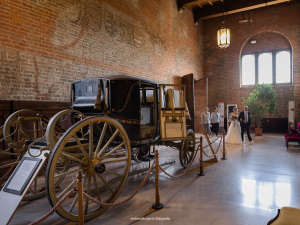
[211,106,221,136]
[201,107,211,136]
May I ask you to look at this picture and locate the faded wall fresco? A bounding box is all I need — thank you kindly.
[0,0,203,101]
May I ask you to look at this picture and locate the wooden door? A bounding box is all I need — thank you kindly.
[182,74,195,131]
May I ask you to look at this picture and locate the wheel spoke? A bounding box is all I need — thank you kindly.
[101,158,127,164]
[73,134,89,160]
[96,129,120,159]
[94,122,107,158]
[98,141,125,161]
[61,152,88,165]
[69,193,78,214]
[84,175,91,215]
[97,174,114,194]
[0,161,19,169]
[54,168,79,179]
[186,151,191,158]
[29,187,35,196]
[93,174,101,202]
[89,124,93,159]
[69,175,88,213]
[34,178,37,195]
[105,169,124,177]
[57,179,76,199]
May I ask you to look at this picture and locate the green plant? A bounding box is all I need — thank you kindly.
[242,83,279,128]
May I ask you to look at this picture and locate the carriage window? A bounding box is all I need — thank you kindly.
[140,84,155,140]
[140,89,143,103]
[145,89,154,102]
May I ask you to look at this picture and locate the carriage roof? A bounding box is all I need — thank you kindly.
[73,75,159,85]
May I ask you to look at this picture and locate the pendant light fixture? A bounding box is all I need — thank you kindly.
[217,11,230,49]
[218,17,230,49]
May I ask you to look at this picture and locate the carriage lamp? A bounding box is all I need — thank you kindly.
[217,21,230,49]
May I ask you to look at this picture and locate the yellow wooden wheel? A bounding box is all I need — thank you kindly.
[180,129,196,168]
[46,116,131,222]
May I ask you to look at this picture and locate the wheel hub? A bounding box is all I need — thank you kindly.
[94,163,106,174]
[86,158,106,175]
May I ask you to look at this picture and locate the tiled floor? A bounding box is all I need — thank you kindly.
[9,133,300,225]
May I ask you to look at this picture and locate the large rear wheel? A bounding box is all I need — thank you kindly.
[46,116,131,222]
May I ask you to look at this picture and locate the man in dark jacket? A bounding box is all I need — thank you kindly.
[238,106,254,144]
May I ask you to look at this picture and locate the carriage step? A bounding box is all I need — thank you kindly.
[137,155,155,162]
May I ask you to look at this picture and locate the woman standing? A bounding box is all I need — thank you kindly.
[225,107,242,144]
[201,107,211,136]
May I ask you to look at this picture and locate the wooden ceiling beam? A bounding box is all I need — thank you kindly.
[194,0,294,21]
[178,0,211,8]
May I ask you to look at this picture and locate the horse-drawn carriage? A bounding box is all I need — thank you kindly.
[0,75,195,222]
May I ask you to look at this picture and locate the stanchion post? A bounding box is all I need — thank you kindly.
[76,170,84,225]
[152,148,164,209]
[197,136,206,176]
[221,130,227,160]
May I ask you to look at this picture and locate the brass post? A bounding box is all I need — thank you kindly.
[221,130,227,160]
[197,136,205,176]
[76,170,84,225]
[152,148,164,209]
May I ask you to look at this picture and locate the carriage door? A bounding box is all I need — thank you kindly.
[159,84,187,141]
[110,80,140,141]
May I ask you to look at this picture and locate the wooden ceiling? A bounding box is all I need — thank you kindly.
[177,0,299,21]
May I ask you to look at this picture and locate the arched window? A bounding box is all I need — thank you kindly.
[241,32,292,86]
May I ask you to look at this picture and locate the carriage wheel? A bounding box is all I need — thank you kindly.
[1,110,70,200]
[0,125,21,189]
[0,125,3,138]
[46,116,131,222]
[46,109,85,151]
[180,129,196,168]
[1,110,47,200]
[3,109,44,146]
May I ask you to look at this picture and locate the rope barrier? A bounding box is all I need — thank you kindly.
[158,148,199,178]
[201,136,223,158]
[82,161,155,207]
[202,136,221,149]
[28,189,75,225]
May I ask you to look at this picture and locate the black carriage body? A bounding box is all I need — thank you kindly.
[71,75,160,145]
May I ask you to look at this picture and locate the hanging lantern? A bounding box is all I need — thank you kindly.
[217,21,230,49]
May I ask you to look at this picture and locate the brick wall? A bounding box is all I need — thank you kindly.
[0,0,204,101]
[202,2,300,122]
